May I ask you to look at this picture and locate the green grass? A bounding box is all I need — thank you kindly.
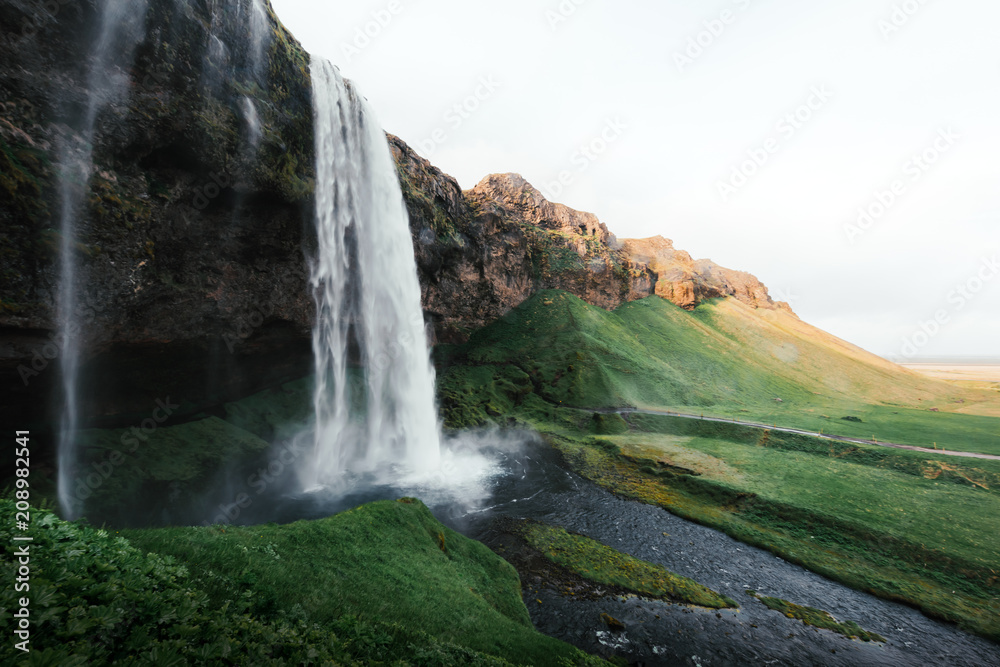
[746,591,885,642]
[124,498,604,666]
[519,521,736,609]
[72,416,272,524]
[627,412,1000,482]
[438,290,1000,455]
[2,498,554,666]
[606,420,1000,573]
[537,420,1000,642]
[432,289,1000,639]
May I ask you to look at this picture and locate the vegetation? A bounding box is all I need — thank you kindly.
[433,288,1000,641]
[437,290,1000,455]
[0,498,604,666]
[746,591,885,642]
[73,416,273,526]
[518,521,736,609]
[124,498,605,666]
[541,425,1000,642]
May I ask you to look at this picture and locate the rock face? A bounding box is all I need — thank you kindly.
[0,0,790,437]
[391,148,792,339]
[0,0,316,429]
[621,236,791,312]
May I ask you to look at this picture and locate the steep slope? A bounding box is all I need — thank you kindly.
[390,136,790,340]
[439,290,1000,452]
[0,0,316,431]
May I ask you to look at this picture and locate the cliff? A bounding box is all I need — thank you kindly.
[0,0,790,433]
[392,140,791,340]
[1,0,316,428]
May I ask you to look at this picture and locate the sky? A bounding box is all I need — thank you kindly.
[268,0,1000,361]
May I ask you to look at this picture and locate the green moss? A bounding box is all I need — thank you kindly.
[747,592,885,642]
[74,417,272,523]
[438,364,533,428]
[520,224,587,280]
[0,135,46,214]
[543,427,1000,642]
[0,135,50,303]
[1,499,600,665]
[124,499,605,666]
[395,162,462,244]
[519,521,736,609]
[222,376,313,441]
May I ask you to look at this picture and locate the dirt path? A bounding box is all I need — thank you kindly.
[614,408,1000,462]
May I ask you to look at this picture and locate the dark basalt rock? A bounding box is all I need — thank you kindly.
[0,0,315,440]
[0,0,790,469]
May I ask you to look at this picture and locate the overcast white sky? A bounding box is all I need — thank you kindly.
[269,0,999,361]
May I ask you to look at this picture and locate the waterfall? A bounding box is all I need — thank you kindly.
[240,96,262,150]
[236,0,270,78]
[56,1,149,518]
[305,57,441,490]
[204,0,269,92]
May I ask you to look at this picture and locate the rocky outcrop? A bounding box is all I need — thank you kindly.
[390,136,535,342]
[621,236,792,312]
[470,173,612,243]
[0,0,316,429]
[464,173,643,312]
[0,0,790,435]
[391,152,792,339]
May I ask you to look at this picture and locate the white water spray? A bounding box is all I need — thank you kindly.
[56,1,148,519]
[204,0,269,90]
[240,96,262,149]
[305,57,441,490]
[239,0,269,76]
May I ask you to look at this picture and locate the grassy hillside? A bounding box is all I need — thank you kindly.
[0,497,603,665]
[523,412,1000,641]
[124,499,603,666]
[438,290,1000,455]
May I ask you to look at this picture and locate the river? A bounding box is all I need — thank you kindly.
[248,431,1000,666]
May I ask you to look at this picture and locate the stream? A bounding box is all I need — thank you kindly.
[247,433,1000,667]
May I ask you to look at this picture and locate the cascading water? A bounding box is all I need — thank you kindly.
[305,57,442,490]
[203,0,269,95]
[236,0,269,77]
[240,96,262,150]
[56,1,148,519]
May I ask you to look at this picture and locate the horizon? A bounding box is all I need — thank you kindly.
[269,0,999,361]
